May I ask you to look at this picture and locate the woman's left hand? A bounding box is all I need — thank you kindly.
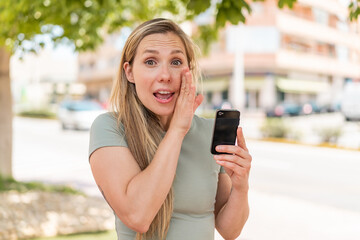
[213,127,252,193]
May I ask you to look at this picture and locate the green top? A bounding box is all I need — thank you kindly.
[89,113,225,240]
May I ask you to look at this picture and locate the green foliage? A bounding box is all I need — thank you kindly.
[0,0,358,56]
[18,109,56,119]
[0,0,186,54]
[349,0,360,21]
[260,117,290,138]
[278,0,297,8]
[216,0,251,28]
[0,174,83,195]
[1,0,106,52]
[192,24,219,55]
[187,0,211,15]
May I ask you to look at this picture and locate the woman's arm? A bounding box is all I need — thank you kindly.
[214,127,252,239]
[90,128,185,233]
[90,69,203,233]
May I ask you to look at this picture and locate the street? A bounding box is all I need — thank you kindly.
[12,116,360,240]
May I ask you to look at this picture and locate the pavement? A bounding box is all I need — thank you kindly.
[231,189,360,240]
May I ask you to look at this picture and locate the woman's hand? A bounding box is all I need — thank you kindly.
[213,127,252,193]
[169,68,203,136]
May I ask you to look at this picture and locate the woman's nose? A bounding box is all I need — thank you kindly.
[158,64,171,82]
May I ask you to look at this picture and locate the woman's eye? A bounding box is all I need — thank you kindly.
[145,60,156,66]
[172,59,182,66]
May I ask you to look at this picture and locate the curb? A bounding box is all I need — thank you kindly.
[248,137,360,152]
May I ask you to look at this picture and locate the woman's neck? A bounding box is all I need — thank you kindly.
[159,114,173,131]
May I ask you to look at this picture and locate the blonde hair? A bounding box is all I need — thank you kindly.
[109,18,200,240]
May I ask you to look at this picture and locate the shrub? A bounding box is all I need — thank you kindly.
[198,109,216,119]
[0,174,82,195]
[260,117,290,138]
[17,109,56,119]
[314,126,342,144]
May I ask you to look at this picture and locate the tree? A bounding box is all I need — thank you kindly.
[0,0,359,177]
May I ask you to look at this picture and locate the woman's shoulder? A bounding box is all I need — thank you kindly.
[188,114,214,137]
[193,114,214,128]
[93,112,117,123]
[89,112,128,158]
[91,112,124,133]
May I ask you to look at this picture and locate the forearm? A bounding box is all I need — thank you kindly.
[122,129,184,224]
[215,189,249,240]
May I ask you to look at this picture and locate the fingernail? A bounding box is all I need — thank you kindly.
[216,146,222,151]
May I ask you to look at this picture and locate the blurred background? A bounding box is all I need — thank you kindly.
[1,0,360,239]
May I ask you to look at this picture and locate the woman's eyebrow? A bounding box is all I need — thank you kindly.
[142,49,185,55]
[143,49,159,54]
[171,49,185,55]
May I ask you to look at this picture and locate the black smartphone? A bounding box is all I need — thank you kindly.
[210,109,240,155]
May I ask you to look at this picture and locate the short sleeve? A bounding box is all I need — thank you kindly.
[219,166,226,173]
[89,112,128,159]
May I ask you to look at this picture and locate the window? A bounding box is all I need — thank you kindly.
[312,8,329,26]
[282,35,311,53]
[328,14,338,28]
[336,45,349,62]
[222,90,228,101]
[288,4,313,20]
[336,19,349,32]
[316,42,327,56]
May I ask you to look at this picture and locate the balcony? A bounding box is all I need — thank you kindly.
[297,0,347,17]
[276,49,360,78]
[276,12,360,51]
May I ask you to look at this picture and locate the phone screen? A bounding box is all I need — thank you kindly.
[210,110,240,154]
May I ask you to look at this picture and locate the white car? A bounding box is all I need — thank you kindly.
[58,100,106,130]
[341,82,360,121]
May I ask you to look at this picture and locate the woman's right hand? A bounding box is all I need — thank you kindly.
[169,68,203,136]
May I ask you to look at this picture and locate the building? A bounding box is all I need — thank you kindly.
[77,0,360,112]
[77,29,131,105]
[201,0,360,111]
[10,45,80,113]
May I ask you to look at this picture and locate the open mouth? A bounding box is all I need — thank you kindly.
[153,91,175,103]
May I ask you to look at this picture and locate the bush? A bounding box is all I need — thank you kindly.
[0,174,82,195]
[314,126,342,144]
[17,109,56,119]
[260,117,290,138]
[198,109,216,119]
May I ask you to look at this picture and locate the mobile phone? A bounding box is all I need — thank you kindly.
[210,109,240,155]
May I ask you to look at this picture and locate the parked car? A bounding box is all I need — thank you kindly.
[301,101,322,115]
[341,82,360,121]
[58,100,106,130]
[266,102,302,117]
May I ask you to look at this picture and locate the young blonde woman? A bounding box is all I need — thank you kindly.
[89,18,252,240]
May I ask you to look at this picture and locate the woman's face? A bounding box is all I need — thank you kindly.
[124,32,189,123]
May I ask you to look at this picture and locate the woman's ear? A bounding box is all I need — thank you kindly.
[123,62,135,83]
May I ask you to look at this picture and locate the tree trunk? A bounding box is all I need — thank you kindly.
[0,47,12,177]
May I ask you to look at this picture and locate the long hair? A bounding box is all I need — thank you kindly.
[109,18,200,240]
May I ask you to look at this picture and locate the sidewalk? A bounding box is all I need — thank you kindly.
[214,190,360,240]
